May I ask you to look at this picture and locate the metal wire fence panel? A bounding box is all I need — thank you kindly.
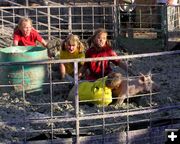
[0,50,179,143]
[1,4,179,52]
[0,2,180,142]
[0,5,116,42]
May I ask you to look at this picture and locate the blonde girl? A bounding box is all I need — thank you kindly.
[13,17,47,47]
[59,34,86,79]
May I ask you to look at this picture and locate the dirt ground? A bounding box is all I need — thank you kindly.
[0,44,179,142]
[0,25,179,143]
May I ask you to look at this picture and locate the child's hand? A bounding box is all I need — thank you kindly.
[78,72,83,80]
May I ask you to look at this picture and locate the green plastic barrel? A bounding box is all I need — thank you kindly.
[0,46,48,92]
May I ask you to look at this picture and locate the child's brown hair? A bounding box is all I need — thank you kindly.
[87,28,111,48]
[62,34,85,53]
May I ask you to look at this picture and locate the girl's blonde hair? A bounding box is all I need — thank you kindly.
[87,28,111,48]
[14,17,33,32]
[62,34,85,53]
[18,17,33,29]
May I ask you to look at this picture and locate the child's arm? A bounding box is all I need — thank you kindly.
[13,31,19,46]
[41,38,47,47]
[59,63,66,79]
[78,65,87,79]
[118,61,135,76]
[13,40,19,46]
[110,50,135,76]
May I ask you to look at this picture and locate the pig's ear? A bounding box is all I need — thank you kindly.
[140,72,145,77]
[147,71,151,75]
[147,71,152,78]
[139,76,145,82]
[139,73,146,83]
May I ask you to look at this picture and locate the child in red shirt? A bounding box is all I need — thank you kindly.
[13,17,47,47]
[79,28,133,80]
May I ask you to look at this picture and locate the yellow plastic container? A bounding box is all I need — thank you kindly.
[78,77,112,106]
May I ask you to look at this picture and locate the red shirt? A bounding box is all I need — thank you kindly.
[85,45,120,80]
[13,29,43,46]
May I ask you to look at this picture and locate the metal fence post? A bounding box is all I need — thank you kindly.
[74,61,80,144]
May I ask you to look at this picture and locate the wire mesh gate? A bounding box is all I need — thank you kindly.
[0,50,179,143]
[1,2,179,51]
[0,4,116,41]
[116,3,180,53]
[0,2,180,144]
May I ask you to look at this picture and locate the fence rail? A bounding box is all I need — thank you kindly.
[0,50,179,143]
[0,1,180,143]
[1,4,180,51]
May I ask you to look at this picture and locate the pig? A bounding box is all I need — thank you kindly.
[105,72,159,105]
[68,77,112,106]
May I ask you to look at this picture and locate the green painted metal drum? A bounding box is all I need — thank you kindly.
[0,46,48,92]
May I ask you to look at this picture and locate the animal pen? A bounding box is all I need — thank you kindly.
[0,1,180,143]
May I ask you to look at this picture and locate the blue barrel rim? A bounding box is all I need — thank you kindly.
[0,46,46,53]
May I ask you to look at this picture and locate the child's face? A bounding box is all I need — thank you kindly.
[65,41,78,54]
[95,32,107,48]
[20,21,32,37]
